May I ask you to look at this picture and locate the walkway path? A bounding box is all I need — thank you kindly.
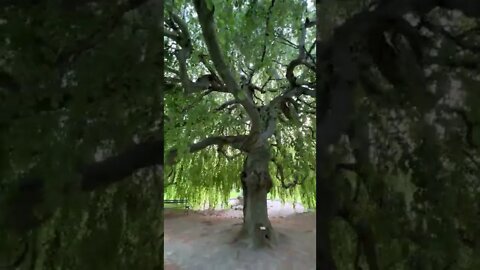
[164,200,316,270]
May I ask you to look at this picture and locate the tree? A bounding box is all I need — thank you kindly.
[0,1,165,268]
[164,0,316,248]
[314,0,480,269]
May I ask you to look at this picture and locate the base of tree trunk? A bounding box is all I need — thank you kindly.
[232,222,278,249]
[241,170,277,247]
[238,146,278,249]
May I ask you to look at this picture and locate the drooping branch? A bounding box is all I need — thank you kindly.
[286,58,315,86]
[79,139,164,190]
[165,14,230,95]
[1,139,164,234]
[192,0,262,132]
[270,86,314,109]
[260,0,276,63]
[166,135,249,165]
[165,14,196,93]
[192,0,239,93]
[285,16,316,87]
[275,33,299,49]
[298,17,308,59]
[271,158,307,189]
[164,168,176,187]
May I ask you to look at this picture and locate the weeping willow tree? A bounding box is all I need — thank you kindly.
[0,1,164,269]
[315,0,480,269]
[164,0,316,248]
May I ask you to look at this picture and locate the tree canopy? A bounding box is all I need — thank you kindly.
[164,0,317,249]
[164,0,316,210]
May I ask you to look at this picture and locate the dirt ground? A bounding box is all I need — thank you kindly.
[164,200,316,270]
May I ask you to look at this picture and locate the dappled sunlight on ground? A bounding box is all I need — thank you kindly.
[164,200,316,270]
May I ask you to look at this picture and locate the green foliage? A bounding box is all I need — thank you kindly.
[165,150,244,208]
[165,0,316,209]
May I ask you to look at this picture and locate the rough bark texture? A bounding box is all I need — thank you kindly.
[239,146,277,248]
[240,174,248,220]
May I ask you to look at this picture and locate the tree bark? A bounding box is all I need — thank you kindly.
[240,173,248,220]
[238,146,277,248]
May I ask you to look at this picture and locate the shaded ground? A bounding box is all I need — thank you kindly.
[164,200,316,270]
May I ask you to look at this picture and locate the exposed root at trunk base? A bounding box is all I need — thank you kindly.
[236,146,280,249]
[231,223,278,249]
[230,226,248,245]
[251,222,277,248]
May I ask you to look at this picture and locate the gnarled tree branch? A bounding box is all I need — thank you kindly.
[1,138,164,234]
[192,0,262,132]
[166,135,249,165]
[271,158,307,189]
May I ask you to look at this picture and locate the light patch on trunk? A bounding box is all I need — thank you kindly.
[260,226,266,231]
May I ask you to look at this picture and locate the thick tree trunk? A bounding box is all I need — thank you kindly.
[240,175,247,219]
[238,146,277,248]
